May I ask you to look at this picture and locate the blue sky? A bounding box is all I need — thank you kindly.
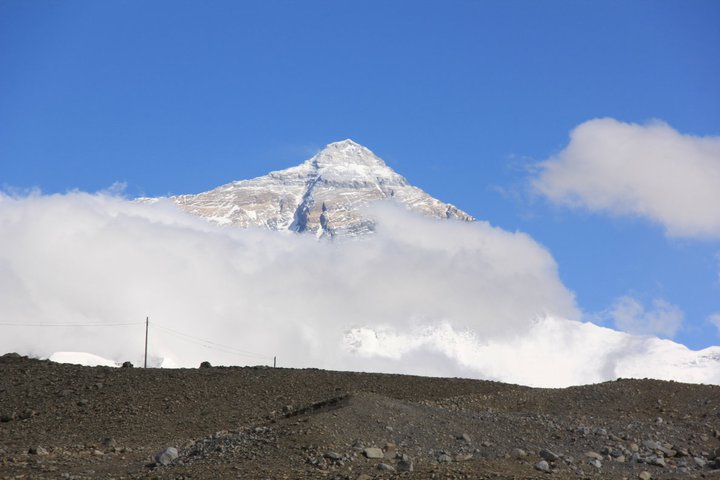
[1,1,719,350]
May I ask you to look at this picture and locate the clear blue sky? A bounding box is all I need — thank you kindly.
[1,1,719,349]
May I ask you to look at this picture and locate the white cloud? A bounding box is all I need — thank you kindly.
[532,118,720,239]
[709,313,720,335]
[0,191,718,387]
[0,191,577,367]
[607,295,684,338]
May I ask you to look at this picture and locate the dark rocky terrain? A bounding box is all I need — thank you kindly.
[1,353,719,479]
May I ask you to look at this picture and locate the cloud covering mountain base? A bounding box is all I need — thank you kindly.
[1,192,718,387]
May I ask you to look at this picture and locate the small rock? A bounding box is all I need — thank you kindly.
[540,449,560,462]
[437,453,452,463]
[638,471,652,480]
[648,456,666,468]
[383,443,396,459]
[643,440,661,451]
[397,458,414,472]
[101,438,117,449]
[584,451,603,460]
[657,445,676,457]
[629,442,639,452]
[455,453,473,461]
[588,458,602,469]
[364,447,383,459]
[0,413,13,423]
[610,448,624,458]
[459,433,471,443]
[29,446,48,455]
[512,448,527,459]
[535,460,551,473]
[324,451,342,461]
[121,361,133,368]
[693,456,707,467]
[377,463,395,472]
[154,447,178,466]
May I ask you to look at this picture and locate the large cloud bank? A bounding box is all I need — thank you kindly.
[532,118,720,239]
[1,192,718,387]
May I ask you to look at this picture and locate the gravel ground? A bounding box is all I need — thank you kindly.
[1,353,719,479]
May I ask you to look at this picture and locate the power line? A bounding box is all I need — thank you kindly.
[0,322,145,327]
[152,322,273,361]
[0,319,274,364]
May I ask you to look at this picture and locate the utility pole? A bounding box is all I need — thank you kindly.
[273,356,276,368]
[144,316,149,368]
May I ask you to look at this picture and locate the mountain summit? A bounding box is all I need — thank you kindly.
[167,140,474,237]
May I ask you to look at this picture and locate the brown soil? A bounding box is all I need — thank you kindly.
[1,353,719,479]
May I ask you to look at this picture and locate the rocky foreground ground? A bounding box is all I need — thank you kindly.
[1,353,719,479]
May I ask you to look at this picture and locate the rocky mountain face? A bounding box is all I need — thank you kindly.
[161,140,473,237]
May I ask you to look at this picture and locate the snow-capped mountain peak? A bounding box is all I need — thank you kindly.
[161,140,474,237]
[311,139,388,167]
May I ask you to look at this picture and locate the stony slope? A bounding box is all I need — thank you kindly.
[154,140,473,237]
[1,353,719,479]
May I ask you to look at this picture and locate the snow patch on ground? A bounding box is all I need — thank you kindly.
[47,351,119,367]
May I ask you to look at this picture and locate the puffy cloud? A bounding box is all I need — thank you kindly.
[1,191,718,387]
[532,118,720,239]
[0,191,576,367]
[607,296,684,338]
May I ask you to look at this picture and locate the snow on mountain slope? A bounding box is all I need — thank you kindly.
[44,317,720,387]
[343,316,720,387]
[156,140,473,237]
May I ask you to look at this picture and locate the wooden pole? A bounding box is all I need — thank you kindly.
[273,356,276,368]
[144,317,149,368]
